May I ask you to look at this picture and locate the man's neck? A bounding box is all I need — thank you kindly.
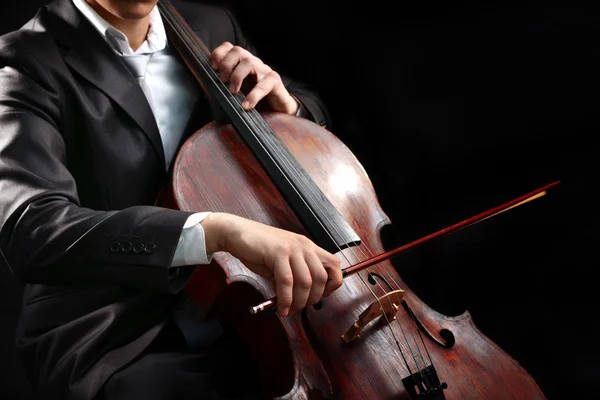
[85,1,150,51]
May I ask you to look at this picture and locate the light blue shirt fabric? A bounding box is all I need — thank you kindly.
[72,0,213,266]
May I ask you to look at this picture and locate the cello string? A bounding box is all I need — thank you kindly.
[159,0,425,379]
[405,301,436,367]
[379,262,436,364]
[354,247,436,373]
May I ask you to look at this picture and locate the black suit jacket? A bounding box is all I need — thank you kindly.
[0,0,329,398]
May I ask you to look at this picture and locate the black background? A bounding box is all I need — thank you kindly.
[1,1,598,399]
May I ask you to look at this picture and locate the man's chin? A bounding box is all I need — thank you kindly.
[89,0,158,21]
[115,5,156,20]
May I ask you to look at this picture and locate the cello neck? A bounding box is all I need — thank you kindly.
[157,0,361,252]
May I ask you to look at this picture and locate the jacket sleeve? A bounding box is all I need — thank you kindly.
[0,38,196,294]
[222,7,333,130]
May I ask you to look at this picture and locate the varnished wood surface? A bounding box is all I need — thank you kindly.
[168,112,546,399]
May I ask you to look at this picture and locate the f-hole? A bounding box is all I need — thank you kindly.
[367,272,455,349]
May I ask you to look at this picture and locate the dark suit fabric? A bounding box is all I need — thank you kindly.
[0,0,329,399]
[97,319,262,400]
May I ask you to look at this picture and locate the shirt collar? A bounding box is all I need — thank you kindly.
[72,0,167,55]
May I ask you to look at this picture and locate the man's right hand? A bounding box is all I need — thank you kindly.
[200,212,343,317]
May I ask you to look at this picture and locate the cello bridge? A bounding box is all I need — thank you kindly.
[341,289,405,343]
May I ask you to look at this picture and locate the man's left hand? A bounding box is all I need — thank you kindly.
[210,41,300,115]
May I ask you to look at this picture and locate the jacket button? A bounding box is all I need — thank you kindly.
[109,241,120,252]
[144,243,156,254]
[121,242,132,252]
[133,243,144,254]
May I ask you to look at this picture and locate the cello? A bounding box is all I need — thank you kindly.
[156,1,552,398]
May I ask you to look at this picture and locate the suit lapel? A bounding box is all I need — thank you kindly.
[44,0,166,169]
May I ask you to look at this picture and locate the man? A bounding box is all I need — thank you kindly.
[0,0,343,398]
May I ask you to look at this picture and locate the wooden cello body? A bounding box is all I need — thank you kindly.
[163,113,545,400]
[157,1,547,398]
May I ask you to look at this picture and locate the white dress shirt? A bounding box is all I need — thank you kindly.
[72,0,212,266]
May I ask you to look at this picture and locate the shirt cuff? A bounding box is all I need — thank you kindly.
[171,211,213,266]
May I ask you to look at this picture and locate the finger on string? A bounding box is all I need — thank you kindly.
[242,72,277,110]
[228,59,256,94]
